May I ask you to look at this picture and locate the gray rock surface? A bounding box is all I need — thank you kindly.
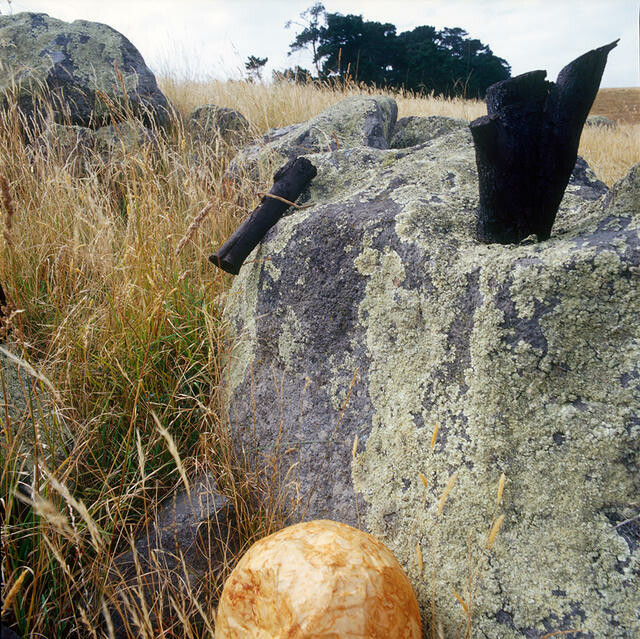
[0,624,22,639]
[223,98,640,637]
[110,474,236,637]
[586,114,616,128]
[390,115,468,148]
[228,94,397,178]
[0,343,69,471]
[186,104,251,146]
[112,474,234,583]
[0,12,169,127]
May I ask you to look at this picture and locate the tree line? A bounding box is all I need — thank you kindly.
[249,3,511,98]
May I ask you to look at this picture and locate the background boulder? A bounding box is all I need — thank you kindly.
[1,343,70,473]
[223,96,639,637]
[0,12,169,127]
[586,114,617,128]
[186,104,251,146]
[228,94,397,178]
[32,122,97,172]
[93,120,155,156]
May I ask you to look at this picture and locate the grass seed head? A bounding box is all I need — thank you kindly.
[452,588,469,613]
[497,473,506,505]
[437,472,458,516]
[430,423,440,451]
[488,514,505,549]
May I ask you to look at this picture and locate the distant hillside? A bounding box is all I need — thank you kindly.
[591,87,640,123]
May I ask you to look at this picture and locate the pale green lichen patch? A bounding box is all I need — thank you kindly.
[352,163,640,635]
[0,12,167,125]
[230,95,397,178]
[224,201,314,396]
[224,254,263,397]
[278,308,305,369]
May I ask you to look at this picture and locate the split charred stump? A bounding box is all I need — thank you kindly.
[470,40,618,244]
[210,157,317,275]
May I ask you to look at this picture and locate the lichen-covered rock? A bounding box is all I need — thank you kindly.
[32,122,97,172]
[586,114,616,128]
[223,96,639,637]
[93,120,155,156]
[390,115,468,148]
[0,12,169,127]
[228,94,397,178]
[186,104,251,146]
[0,343,70,471]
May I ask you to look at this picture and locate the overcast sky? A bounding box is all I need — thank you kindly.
[1,0,638,87]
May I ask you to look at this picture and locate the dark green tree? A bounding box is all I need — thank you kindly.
[273,66,313,84]
[433,27,510,97]
[315,13,398,85]
[286,2,326,77]
[393,25,510,97]
[393,25,447,92]
[245,55,268,82]
[286,7,510,97]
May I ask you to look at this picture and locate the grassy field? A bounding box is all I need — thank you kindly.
[1,79,638,639]
[591,87,640,124]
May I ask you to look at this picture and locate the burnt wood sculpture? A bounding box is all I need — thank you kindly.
[470,40,618,244]
[210,157,317,275]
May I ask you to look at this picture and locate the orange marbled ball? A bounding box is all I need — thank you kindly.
[215,519,422,638]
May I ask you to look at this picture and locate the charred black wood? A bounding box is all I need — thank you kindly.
[470,40,618,244]
[210,157,317,275]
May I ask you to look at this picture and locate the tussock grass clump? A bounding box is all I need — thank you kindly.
[0,89,282,639]
[579,122,640,186]
[1,78,637,639]
[161,75,487,133]
[160,78,638,186]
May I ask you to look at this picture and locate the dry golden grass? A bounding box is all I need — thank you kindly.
[160,76,486,134]
[1,77,637,639]
[160,79,639,187]
[579,122,640,186]
[0,87,283,639]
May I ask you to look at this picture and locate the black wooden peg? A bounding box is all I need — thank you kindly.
[210,156,317,275]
